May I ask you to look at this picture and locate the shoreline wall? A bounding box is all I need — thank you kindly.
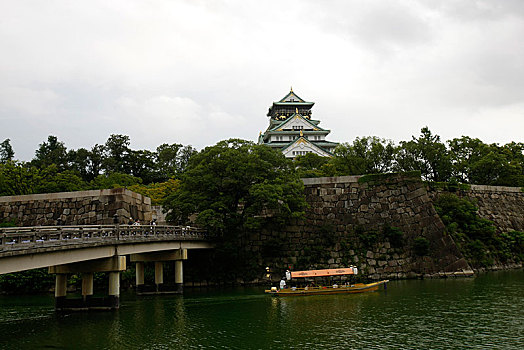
[428,185,524,234]
[2,175,521,284]
[236,172,472,283]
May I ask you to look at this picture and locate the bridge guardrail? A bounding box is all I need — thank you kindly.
[0,225,208,252]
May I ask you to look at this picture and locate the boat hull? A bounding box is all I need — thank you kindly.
[265,280,388,296]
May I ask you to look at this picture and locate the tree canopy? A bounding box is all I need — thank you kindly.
[163,139,307,278]
[164,139,306,231]
[297,128,523,187]
[1,128,523,200]
[0,134,198,198]
[0,139,14,163]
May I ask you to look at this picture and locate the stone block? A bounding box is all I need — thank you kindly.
[388,260,398,267]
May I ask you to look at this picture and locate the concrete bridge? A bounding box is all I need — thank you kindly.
[0,224,213,310]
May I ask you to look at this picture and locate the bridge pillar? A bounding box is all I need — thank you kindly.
[82,273,94,302]
[55,274,68,309]
[135,261,145,292]
[49,256,126,311]
[155,262,164,291]
[175,259,184,293]
[130,249,187,295]
[108,271,120,309]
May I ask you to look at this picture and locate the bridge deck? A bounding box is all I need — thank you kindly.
[0,225,211,274]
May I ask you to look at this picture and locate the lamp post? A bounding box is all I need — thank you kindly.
[113,214,120,239]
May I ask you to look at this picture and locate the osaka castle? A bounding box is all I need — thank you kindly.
[258,89,338,158]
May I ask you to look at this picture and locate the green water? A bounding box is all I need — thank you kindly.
[0,270,522,349]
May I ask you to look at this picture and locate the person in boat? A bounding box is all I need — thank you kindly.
[280,278,286,290]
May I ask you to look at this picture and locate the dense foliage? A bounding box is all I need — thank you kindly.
[434,193,523,266]
[295,127,524,187]
[0,135,196,202]
[163,139,307,280]
[2,128,522,198]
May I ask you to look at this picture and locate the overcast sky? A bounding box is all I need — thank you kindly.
[1,0,523,160]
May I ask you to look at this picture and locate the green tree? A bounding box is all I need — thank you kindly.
[88,144,105,180]
[333,136,395,175]
[447,136,489,183]
[177,145,197,174]
[163,139,306,279]
[31,135,69,171]
[0,161,41,196]
[91,172,142,189]
[129,179,180,205]
[36,165,88,193]
[127,149,157,184]
[395,127,451,181]
[156,143,182,180]
[68,147,91,180]
[294,152,330,178]
[66,144,106,182]
[0,139,14,163]
[102,134,131,174]
[498,142,524,186]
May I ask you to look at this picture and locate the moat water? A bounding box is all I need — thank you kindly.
[0,270,522,349]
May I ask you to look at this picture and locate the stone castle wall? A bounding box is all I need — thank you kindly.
[428,185,524,234]
[2,174,521,282]
[0,189,152,226]
[241,173,471,282]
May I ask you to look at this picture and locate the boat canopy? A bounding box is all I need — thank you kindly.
[290,267,357,279]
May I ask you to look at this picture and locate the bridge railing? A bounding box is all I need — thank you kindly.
[0,225,208,251]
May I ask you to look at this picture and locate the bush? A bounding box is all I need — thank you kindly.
[433,193,522,266]
[384,225,404,248]
[499,231,524,262]
[434,194,496,242]
[0,269,55,294]
[0,219,17,227]
[413,237,430,256]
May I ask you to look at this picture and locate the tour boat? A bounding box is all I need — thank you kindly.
[265,267,389,296]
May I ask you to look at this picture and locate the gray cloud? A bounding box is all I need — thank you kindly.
[0,0,523,161]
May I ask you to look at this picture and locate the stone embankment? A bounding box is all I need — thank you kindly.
[243,172,472,283]
[0,189,152,226]
[427,184,524,272]
[2,173,521,284]
[428,185,524,234]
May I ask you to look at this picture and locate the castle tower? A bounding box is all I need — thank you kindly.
[258,89,338,158]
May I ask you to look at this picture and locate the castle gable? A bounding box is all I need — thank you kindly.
[282,137,333,158]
